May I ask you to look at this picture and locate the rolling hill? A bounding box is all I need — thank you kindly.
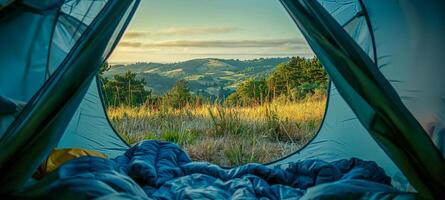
[103,57,290,100]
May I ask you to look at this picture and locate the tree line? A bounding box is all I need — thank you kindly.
[100,56,328,109]
[225,57,327,106]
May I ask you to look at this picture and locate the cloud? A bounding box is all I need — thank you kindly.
[118,38,308,49]
[112,37,314,63]
[118,41,144,48]
[123,32,147,38]
[123,27,239,38]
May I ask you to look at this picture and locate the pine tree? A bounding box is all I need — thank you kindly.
[162,79,192,109]
[102,71,151,107]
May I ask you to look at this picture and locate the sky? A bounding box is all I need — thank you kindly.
[108,0,313,64]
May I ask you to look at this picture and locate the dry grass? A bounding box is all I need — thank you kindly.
[108,98,326,166]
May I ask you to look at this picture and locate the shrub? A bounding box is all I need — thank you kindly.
[224,141,255,166]
[208,106,246,137]
[160,130,198,146]
[264,107,297,142]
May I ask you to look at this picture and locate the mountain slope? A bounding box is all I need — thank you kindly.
[104,57,289,99]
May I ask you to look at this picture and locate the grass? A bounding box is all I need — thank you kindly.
[107,98,326,166]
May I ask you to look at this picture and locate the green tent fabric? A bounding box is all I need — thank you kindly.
[0,0,14,9]
[0,0,444,197]
[277,0,445,198]
[0,0,139,192]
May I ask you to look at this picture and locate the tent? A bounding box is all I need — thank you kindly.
[0,0,443,198]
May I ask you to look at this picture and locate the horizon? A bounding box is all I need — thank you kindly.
[108,0,313,63]
[108,56,300,66]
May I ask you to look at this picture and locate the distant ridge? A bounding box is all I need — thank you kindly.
[103,57,290,99]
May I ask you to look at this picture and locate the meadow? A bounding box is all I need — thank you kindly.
[107,96,326,166]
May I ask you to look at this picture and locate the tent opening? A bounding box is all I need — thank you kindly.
[100,0,328,167]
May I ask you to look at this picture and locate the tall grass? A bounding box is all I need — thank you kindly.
[108,98,326,166]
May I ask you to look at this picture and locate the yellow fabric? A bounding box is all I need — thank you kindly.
[34,148,107,179]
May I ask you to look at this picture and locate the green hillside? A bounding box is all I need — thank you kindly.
[104,57,290,99]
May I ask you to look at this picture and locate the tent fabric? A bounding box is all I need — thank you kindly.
[0,0,107,137]
[57,0,140,157]
[0,97,26,138]
[278,0,445,198]
[0,0,139,192]
[0,0,107,103]
[57,77,129,158]
[273,0,402,188]
[0,96,16,115]
[0,0,13,10]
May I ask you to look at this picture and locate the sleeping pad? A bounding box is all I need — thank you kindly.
[20,140,411,199]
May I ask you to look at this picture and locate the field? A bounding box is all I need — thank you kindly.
[107,97,326,166]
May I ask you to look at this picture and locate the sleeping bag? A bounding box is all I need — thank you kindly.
[19,140,414,199]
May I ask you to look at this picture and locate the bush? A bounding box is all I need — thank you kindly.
[161,79,204,109]
[160,130,198,146]
[208,106,246,137]
[224,140,256,165]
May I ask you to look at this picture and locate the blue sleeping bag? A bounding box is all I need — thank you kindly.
[21,140,411,199]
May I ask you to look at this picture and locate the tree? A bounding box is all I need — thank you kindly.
[102,71,151,107]
[267,57,328,100]
[225,76,269,106]
[306,57,328,89]
[99,62,111,75]
[268,57,307,98]
[162,79,193,109]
